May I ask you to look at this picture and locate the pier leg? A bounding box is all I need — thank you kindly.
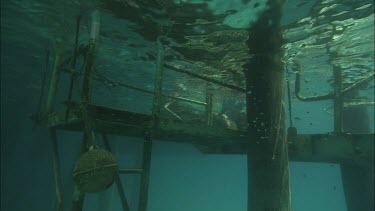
[50,129,64,211]
[244,0,291,210]
[71,186,85,211]
[46,51,62,113]
[103,134,130,211]
[333,65,344,133]
[138,133,153,211]
[152,36,165,129]
[71,10,100,211]
[341,163,374,211]
[341,90,373,211]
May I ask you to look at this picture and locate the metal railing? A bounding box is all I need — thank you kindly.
[293,62,374,133]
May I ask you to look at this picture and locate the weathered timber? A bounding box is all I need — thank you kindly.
[103,134,130,211]
[138,133,152,211]
[71,10,100,211]
[341,90,373,211]
[33,103,374,165]
[341,163,374,211]
[46,51,62,113]
[50,129,64,211]
[244,0,290,210]
[36,102,247,144]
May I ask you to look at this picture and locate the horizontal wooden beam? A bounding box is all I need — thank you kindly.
[32,103,248,144]
[198,133,374,165]
[119,168,143,174]
[289,133,374,165]
[31,104,373,164]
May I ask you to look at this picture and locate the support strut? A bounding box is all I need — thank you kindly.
[138,132,153,211]
[244,0,291,210]
[103,134,130,211]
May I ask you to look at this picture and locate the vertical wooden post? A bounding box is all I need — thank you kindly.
[71,10,100,211]
[341,90,373,211]
[152,36,165,129]
[140,34,166,211]
[244,0,290,210]
[65,15,82,121]
[50,129,64,211]
[139,132,153,211]
[46,45,64,211]
[139,37,162,211]
[205,90,213,126]
[80,39,97,149]
[341,163,374,211]
[103,134,130,211]
[71,53,96,210]
[80,9,100,150]
[333,65,343,133]
[46,50,62,113]
[139,36,163,211]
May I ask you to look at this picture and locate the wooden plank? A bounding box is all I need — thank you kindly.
[71,11,101,211]
[71,186,85,211]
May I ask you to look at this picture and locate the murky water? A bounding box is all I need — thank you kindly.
[1,0,374,211]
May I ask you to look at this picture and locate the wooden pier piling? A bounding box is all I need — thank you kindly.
[244,0,291,210]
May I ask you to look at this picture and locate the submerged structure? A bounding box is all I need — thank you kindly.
[29,0,374,211]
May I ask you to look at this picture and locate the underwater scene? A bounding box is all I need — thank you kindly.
[1,0,374,211]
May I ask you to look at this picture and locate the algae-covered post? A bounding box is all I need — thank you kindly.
[50,129,64,211]
[139,35,166,211]
[139,132,153,211]
[45,40,64,211]
[152,36,165,129]
[244,0,291,210]
[333,65,343,133]
[45,49,62,114]
[80,9,100,149]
